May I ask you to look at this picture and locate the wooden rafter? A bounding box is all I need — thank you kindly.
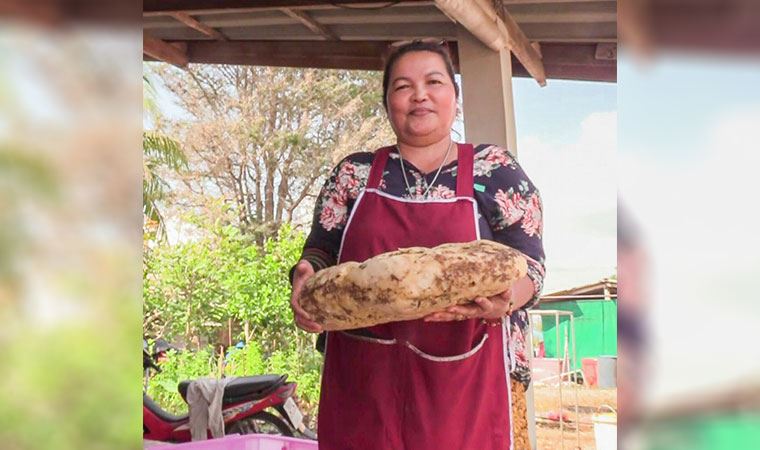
[141,40,614,82]
[531,41,542,58]
[143,35,189,68]
[493,2,547,86]
[594,42,617,60]
[146,40,458,72]
[435,0,546,86]
[280,8,339,41]
[169,12,228,41]
[143,0,430,16]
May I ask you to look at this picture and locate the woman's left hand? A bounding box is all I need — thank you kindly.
[423,289,513,322]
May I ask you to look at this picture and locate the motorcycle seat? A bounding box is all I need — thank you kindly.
[178,374,287,404]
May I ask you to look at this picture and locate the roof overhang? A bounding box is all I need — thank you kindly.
[143,0,616,83]
[542,278,618,300]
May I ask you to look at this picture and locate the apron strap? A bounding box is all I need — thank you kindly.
[367,146,393,190]
[370,144,474,195]
[455,143,475,198]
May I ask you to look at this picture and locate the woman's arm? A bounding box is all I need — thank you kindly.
[426,145,545,322]
[483,147,546,312]
[511,273,537,311]
[424,274,534,323]
[288,153,373,331]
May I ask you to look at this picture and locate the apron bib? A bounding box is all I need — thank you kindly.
[318,144,513,450]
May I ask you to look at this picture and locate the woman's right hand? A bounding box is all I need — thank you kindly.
[290,260,323,333]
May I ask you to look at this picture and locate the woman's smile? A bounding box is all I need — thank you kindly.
[409,107,434,116]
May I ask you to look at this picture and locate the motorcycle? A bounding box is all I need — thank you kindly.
[143,348,316,442]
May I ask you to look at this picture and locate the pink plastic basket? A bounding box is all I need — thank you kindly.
[147,434,319,450]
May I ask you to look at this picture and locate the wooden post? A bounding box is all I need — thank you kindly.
[456,25,518,156]
[228,318,233,347]
[558,313,564,450]
[526,323,537,450]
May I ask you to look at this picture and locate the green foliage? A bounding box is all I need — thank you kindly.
[143,222,323,422]
[224,340,322,410]
[145,341,323,421]
[145,348,218,415]
[143,131,187,227]
[144,222,306,352]
[141,63,392,432]
[261,344,323,411]
[142,74,187,240]
[224,341,266,376]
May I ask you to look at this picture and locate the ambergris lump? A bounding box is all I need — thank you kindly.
[299,240,527,331]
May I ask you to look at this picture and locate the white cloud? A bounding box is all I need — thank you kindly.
[619,106,760,405]
[518,111,617,293]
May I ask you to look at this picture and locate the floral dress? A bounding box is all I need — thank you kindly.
[297,144,545,389]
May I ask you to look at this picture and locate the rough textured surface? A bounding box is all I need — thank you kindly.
[511,379,531,450]
[300,240,527,331]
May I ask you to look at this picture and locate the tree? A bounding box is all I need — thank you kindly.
[143,219,309,353]
[153,64,394,241]
[143,74,187,240]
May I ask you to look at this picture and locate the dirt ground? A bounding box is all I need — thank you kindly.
[533,383,617,450]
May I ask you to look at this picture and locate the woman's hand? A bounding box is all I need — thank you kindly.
[423,289,513,322]
[290,260,323,333]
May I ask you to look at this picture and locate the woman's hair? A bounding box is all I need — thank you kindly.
[382,40,459,110]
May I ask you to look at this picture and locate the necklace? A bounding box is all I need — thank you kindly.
[397,140,454,199]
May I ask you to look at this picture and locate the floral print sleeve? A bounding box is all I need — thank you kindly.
[298,152,375,272]
[473,145,546,309]
[471,145,546,389]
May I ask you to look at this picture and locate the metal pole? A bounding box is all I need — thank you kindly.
[526,315,537,450]
[556,312,563,450]
[571,314,580,449]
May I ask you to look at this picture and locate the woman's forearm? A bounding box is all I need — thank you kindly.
[511,274,537,310]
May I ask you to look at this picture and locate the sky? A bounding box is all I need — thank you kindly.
[511,77,617,294]
[509,52,760,405]
[617,52,760,406]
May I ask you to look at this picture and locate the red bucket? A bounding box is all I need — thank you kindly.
[582,358,599,386]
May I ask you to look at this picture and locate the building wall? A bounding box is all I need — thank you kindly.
[536,298,617,370]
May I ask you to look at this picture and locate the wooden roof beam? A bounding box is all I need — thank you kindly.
[595,42,617,60]
[280,8,340,41]
[143,35,188,68]
[489,0,547,86]
[144,0,431,16]
[169,12,228,41]
[434,0,546,86]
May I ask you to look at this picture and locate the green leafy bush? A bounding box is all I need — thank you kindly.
[145,348,218,415]
[143,223,323,424]
[144,342,322,425]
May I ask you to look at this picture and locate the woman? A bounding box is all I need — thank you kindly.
[289,40,545,450]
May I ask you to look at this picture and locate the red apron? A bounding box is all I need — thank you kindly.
[318,144,513,450]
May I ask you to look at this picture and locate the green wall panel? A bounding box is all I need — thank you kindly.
[645,413,760,449]
[536,299,617,370]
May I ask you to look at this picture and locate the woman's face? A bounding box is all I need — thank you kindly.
[386,51,458,147]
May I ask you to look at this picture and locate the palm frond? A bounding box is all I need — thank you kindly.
[143,132,187,170]
[143,72,160,119]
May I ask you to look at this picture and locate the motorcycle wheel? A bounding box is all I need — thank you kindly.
[226,411,293,437]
